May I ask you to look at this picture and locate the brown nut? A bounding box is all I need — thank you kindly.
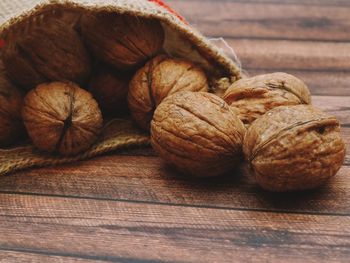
[151,91,246,177]
[81,12,164,70]
[0,60,25,146]
[128,56,209,130]
[89,67,130,116]
[22,82,103,156]
[2,19,91,90]
[223,72,311,125]
[243,105,346,192]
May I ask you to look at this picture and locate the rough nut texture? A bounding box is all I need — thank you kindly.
[223,72,311,125]
[128,56,209,130]
[243,105,346,192]
[89,67,130,116]
[22,82,103,156]
[151,91,246,177]
[0,60,24,146]
[81,12,164,70]
[2,19,91,90]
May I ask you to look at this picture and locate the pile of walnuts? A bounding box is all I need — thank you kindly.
[151,73,345,192]
[0,12,346,192]
[0,12,175,155]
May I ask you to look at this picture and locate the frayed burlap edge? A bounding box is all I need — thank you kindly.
[0,119,150,176]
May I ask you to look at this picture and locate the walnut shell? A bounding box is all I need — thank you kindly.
[0,61,25,146]
[89,67,130,116]
[128,56,209,130]
[22,82,103,156]
[223,72,311,125]
[151,91,246,177]
[2,19,91,90]
[243,105,346,191]
[81,12,164,70]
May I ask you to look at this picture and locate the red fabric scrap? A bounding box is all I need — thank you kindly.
[147,0,187,23]
[0,39,5,49]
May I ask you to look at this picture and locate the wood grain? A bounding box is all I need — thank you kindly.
[170,0,350,5]
[0,193,349,263]
[226,39,350,71]
[170,0,350,41]
[1,156,349,215]
[0,250,109,263]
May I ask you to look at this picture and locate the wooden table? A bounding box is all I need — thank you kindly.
[1,0,350,262]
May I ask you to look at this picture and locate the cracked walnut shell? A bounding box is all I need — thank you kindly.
[223,72,311,125]
[151,91,246,177]
[0,61,25,146]
[128,56,209,130]
[2,19,91,90]
[243,105,346,192]
[22,82,103,156]
[81,12,164,70]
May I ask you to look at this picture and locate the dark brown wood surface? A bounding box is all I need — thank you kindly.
[1,0,349,262]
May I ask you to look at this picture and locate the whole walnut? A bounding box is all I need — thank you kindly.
[243,105,346,192]
[128,56,209,130]
[2,19,91,90]
[22,82,103,156]
[0,61,25,146]
[81,12,164,70]
[89,67,130,116]
[151,91,246,177]
[223,72,311,125]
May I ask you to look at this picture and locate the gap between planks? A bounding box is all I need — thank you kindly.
[0,193,349,263]
[0,190,349,217]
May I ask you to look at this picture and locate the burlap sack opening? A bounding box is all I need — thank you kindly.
[0,0,242,176]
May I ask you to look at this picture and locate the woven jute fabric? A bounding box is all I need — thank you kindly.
[0,0,242,175]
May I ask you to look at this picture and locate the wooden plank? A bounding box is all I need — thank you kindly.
[1,155,349,214]
[225,39,350,71]
[0,193,349,262]
[169,1,350,41]
[0,95,348,215]
[170,0,350,7]
[0,250,109,263]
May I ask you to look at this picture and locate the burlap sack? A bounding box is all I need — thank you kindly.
[0,0,242,175]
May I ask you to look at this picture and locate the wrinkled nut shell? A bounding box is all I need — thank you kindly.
[0,61,25,146]
[2,19,91,90]
[22,82,103,156]
[243,105,346,192]
[89,67,130,116]
[223,72,311,125]
[81,12,164,69]
[128,56,209,130]
[151,91,246,177]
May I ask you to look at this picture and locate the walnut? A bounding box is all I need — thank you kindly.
[223,72,311,125]
[89,67,130,116]
[128,56,209,130]
[0,60,25,146]
[243,105,346,191]
[2,19,91,90]
[22,82,103,156]
[151,91,246,177]
[81,12,164,70]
